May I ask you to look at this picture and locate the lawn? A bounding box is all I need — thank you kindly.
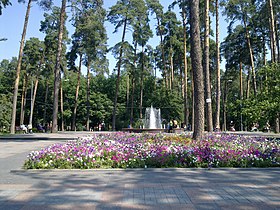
[24,132,280,169]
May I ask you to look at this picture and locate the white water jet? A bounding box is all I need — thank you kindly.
[144,105,162,129]
[149,107,156,129]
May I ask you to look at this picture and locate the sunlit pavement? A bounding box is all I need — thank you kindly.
[0,132,279,210]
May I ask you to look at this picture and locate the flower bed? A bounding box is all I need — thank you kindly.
[24,133,280,169]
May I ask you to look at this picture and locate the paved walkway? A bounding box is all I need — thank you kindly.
[0,133,279,210]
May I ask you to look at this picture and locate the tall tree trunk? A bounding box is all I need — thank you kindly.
[246,68,251,99]
[112,17,127,131]
[170,47,174,90]
[180,66,183,97]
[275,22,280,62]
[240,62,243,131]
[263,37,268,93]
[28,77,38,127]
[190,0,205,140]
[20,73,28,125]
[10,0,32,134]
[214,0,221,131]
[60,80,64,131]
[243,18,257,96]
[52,0,66,133]
[86,60,91,131]
[182,4,189,127]
[71,54,82,131]
[126,74,130,118]
[276,114,279,133]
[130,41,137,128]
[43,81,49,127]
[203,0,213,132]
[130,76,135,128]
[139,45,144,119]
[268,0,277,63]
[222,80,228,131]
[192,70,195,131]
[156,17,167,89]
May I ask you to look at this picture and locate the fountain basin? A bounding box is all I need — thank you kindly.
[122,128,166,133]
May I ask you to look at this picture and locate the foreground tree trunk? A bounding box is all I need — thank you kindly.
[182,5,189,127]
[214,0,221,131]
[190,0,205,140]
[240,62,243,131]
[52,0,66,133]
[10,0,32,134]
[203,0,213,132]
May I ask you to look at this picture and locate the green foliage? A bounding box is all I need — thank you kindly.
[0,0,11,15]
[0,94,12,132]
[0,58,16,94]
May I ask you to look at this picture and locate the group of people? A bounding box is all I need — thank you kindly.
[20,123,47,134]
[229,121,271,132]
[20,124,33,134]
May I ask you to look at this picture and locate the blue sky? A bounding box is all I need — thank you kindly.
[0,0,227,74]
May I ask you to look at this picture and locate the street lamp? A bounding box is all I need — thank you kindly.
[222,79,232,131]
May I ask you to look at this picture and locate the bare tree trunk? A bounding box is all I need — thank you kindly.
[139,46,144,119]
[86,60,91,131]
[20,73,28,125]
[192,71,194,131]
[71,54,82,131]
[52,0,66,133]
[130,77,135,128]
[240,62,243,98]
[112,17,127,131]
[28,78,38,127]
[222,81,227,131]
[182,5,189,127]
[170,47,174,90]
[243,18,257,96]
[190,0,205,140]
[263,37,268,93]
[60,80,64,131]
[43,81,49,127]
[126,74,130,117]
[240,62,243,131]
[203,0,213,132]
[246,68,251,99]
[275,22,280,62]
[268,0,277,63]
[10,0,32,134]
[130,42,137,128]
[156,17,167,89]
[214,0,221,131]
[180,66,183,97]
[276,114,279,133]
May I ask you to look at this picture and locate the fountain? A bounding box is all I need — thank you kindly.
[144,105,162,129]
[123,105,165,133]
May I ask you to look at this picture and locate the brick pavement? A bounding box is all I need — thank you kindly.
[0,134,279,210]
